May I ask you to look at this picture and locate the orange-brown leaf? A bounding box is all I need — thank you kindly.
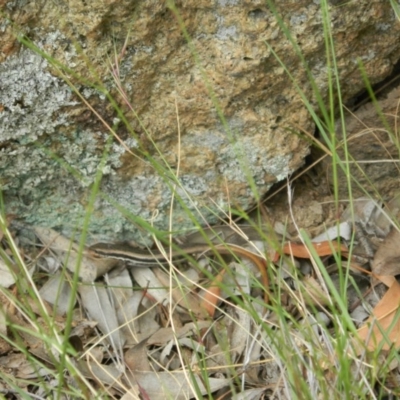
[356,279,400,351]
[282,240,348,259]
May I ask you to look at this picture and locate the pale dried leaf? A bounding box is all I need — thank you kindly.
[123,370,229,400]
[118,293,160,345]
[206,343,231,370]
[125,340,151,372]
[147,321,211,346]
[375,192,400,236]
[181,224,253,246]
[351,305,370,326]
[77,360,123,386]
[357,280,400,351]
[18,363,51,379]
[6,313,57,365]
[177,337,205,352]
[106,268,133,312]
[312,221,352,242]
[227,261,254,297]
[0,353,51,379]
[39,271,74,315]
[41,255,61,273]
[79,284,124,349]
[0,306,7,339]
[70,319,98,337]
[243,332,263,383]
[121,388,141,400]
[0,257,17,288]
[131,268,169,303]
[0,352,26,368]
[159,339,176,367]
[230,308,252,360]
[153,268,207,318]
[298,275,330,306]
[233,387,266,400]
[34,227,79,252]
[341,198,381,225]
[372,228,400,276]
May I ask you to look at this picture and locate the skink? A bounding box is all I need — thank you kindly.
[89,240,266,267]
[89,240,270,304]
[89,224,276,267]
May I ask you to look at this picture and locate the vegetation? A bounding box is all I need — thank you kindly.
[1,0,399,398]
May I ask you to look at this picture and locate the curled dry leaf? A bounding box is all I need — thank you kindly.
[356,280,400,351]
[372,228,400,276]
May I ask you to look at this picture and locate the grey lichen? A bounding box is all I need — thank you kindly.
[0,50,77,143]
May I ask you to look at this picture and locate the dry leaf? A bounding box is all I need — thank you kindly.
[200,269,225,317]
[372,228,400,276]
[79,284,124,349]
[106,269,134,313]
[356,279,400,351]
[298,275,330,307]
[125,339,151,372]
[131,268,169,304]
[312,222,352,242]
[340,197,382,234]
[0,352,52,380]
[0,257,19,288]
[123,370,229,400]
[375,192,400,236]
[282,240,348,259]
[39,272,74,315]
[77,360,122,386]
[121,388,141,400]
[117,293,160,345]
[147,321,211,346]
[153,268,207,318]
[229,308,251,360]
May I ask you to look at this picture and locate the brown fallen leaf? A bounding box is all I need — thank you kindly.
[123,370,229,400]
[201,269,226,317]
[372,228,400,276]
[125,339,151,372]
[281,240,349,260]
[356,279,400,351]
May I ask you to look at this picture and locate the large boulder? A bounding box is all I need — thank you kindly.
[1,1,399,241]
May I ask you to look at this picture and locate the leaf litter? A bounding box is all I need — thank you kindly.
[2,196,400,398]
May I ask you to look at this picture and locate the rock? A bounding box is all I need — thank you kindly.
[323,84,400,200]
[1,1,400,241]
